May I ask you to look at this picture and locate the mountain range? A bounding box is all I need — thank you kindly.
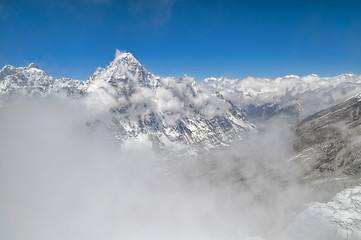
[4,51,361,158]
[0,51,255,155]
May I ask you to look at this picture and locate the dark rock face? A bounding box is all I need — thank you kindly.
[294,95,361,178]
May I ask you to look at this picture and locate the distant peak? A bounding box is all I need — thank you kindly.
[1,65,15,71]
[27,63,39,69]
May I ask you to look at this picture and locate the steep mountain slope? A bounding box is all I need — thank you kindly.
[293,93,361,179]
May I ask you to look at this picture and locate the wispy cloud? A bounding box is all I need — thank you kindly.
[128,0,179,28]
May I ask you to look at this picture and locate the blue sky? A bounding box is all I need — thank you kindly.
[0,0,361,80]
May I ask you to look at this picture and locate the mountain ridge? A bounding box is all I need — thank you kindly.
[0,51,255,155]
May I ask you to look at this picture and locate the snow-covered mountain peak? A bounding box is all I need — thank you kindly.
[90,50,149,79]
[87,50,158,97]
[0,65,17,80]
[1,64,15,72]
[77,50,255,153]
[27,63,39,69]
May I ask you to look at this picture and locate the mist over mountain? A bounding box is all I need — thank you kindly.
[202,73,361,122]
[0,51,255,155]
[1,51,361,240]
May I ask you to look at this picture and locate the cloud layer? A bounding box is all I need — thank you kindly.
[0,98,357,240]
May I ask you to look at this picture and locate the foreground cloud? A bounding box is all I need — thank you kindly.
[1,99,358,240]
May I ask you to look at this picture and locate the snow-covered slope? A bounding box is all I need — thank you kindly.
[0,51,255,154]
[0,63,54,96]
[287,185,361,240]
